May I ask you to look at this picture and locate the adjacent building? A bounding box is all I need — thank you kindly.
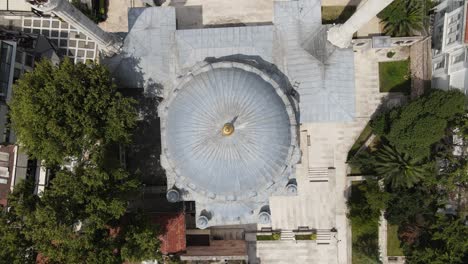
[0,29,59,144]
[0,144,49,209]
[432,0,468,94]
[0,29,58,208]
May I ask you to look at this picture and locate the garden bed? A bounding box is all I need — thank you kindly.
[379,60,411,94]
[349,182,380,264]
[295,234,317,240]
[256,233,281,241]
[387,224,404,256]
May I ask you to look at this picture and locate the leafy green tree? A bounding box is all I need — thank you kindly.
[378,0,430,37]
[374,144,431,189]
[25,164,149,263]
[405,214,468,264]
[120,213,161,262]
[0,180,37,264]
[371,90,465,158]
[10,58,137,165]
[347,180,384,263]
[385,186,438,227]
[1,164,160,263]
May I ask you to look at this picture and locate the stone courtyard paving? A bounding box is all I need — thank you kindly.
[248,46,387,263]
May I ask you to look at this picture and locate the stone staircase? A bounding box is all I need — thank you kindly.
[280,230,295,241]
[316,229,332,245]
[308,167,329,182]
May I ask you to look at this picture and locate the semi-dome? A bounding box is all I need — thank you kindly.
[159,62,299,227]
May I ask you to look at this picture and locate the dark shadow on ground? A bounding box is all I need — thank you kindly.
[108,54,165,186]
[321,5,357,25]
[175,5,203,29]
[204,21,273,28]
[121,87,166,187]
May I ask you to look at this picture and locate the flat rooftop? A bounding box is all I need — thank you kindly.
[162,0,278,28]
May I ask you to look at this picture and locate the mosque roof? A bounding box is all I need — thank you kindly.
[159,62,299,228]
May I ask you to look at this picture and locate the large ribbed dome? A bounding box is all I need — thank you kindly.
[161,62,298,203]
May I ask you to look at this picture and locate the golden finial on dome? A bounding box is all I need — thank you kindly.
[222,123,235,136]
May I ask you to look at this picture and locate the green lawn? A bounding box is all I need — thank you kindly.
[350,182,380,264]
[322,6,356,24]
[387,224,404,256]
[379,60,411,94]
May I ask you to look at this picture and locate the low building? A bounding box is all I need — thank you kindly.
[432,0,468,94]
[0,29,57,209]
[0,145,48,209]
[0,29,59,144]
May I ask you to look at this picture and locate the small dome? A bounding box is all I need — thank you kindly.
[166,189,180,203]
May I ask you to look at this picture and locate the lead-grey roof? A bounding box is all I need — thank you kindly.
[104,7,176,90]
[159,62,299,227]
[106,1,355,123]
[275,0,355,122]
[103,0,356,227]
[175,26,275,70]
[163,65,295,198]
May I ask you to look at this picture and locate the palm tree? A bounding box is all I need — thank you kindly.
[373,144,429,189]
[378,0,427,37]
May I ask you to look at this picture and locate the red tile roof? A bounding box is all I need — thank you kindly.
[151,212,186,254]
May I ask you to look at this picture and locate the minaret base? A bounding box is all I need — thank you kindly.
[327,25,353,49]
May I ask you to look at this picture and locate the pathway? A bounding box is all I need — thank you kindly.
[410,37,432,99]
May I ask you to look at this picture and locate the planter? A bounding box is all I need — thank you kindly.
[256,233,281,241]
[295,233,317,240]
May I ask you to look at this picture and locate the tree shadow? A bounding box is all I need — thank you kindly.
[321,5,357,25]
[175,5,203,29]
[108,55,165,187]
[125,89,165,187]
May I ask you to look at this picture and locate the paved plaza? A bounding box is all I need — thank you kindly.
[247,25,395,264]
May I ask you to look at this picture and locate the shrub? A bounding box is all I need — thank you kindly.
[295,234,317,240]
[257,233,281,241]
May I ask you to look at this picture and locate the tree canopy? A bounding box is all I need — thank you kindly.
[405,214,468,264]
[349,89,467,263]
[0,180,37,264]
[2,58,162,263]
[10,58,137,165]
[371,89,465,159]
[1,163,161,264]
[378,0,431,37]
